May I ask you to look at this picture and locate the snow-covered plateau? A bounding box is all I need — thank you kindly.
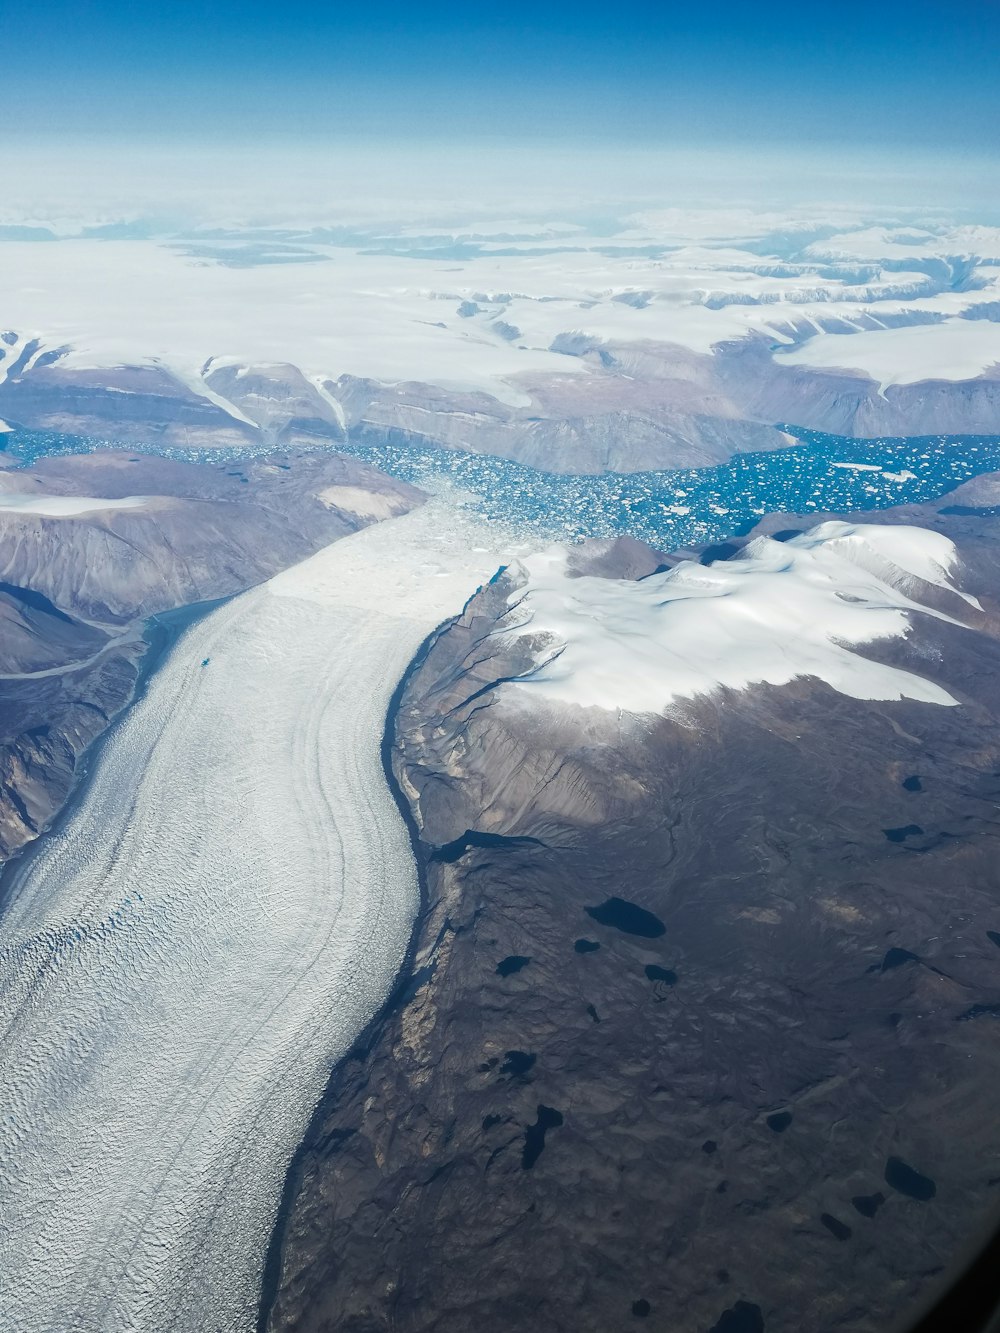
[0,501,512,1333]
[775,319,1000,391]
[2,209,1000,472]
[1,213,999,415]
[498,523,982,713]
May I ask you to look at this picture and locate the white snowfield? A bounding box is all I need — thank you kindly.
[1,208,999,411]
[0,491,151,516]
[777,319,1000,391]
[500,523,981,714]
[0,501,510,1333]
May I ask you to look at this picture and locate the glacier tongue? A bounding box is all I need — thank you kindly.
[0,501,508,1333]
[499,522,980,714]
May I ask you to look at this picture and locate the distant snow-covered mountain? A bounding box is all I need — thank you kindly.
[2,213,999,470]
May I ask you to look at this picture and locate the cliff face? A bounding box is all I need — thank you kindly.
[267,518,1000,1333]
[714,339,1000,440]
[0,449,424,863]
[337,362,791,473]
[6,337,1000,479]
[0,362,263,451]
[0,350,794,473]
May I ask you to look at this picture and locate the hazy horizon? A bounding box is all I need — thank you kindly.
[5,0,998,231]
[2,138,999,234]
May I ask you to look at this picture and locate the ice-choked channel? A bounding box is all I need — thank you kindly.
[0,502,508,1333]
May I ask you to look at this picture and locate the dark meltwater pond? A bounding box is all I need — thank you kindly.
[586,897,666,938]
[496,955,531,977]
[820,1213,852,1242]
[432,829,543,863]
[883,824,924,843]
[522,1105,563,1169]
[500,1050,536,1079]
[710,1300,765,1333]
[870,947,921,973]
[884,1156,937,1201]
[852,1192,886,1218]
[644,964,677,985]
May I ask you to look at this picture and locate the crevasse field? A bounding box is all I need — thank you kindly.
[0,502,512,1333]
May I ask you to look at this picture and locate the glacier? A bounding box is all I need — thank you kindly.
[0,501,509,1333]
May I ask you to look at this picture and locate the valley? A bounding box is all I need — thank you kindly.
[0,502,512,1332]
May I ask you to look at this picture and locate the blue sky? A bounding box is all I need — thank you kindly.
[5,1,999,149]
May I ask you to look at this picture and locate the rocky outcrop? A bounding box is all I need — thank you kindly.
[337,364,789,473]
[0,645,143,860]
[204,362,347,445]
[0,449,419,622]
[0,362,261,450]
[0,585,110,674]
[0,356,352,453]
[265,512,1000,1333]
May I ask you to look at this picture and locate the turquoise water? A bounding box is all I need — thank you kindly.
[5,425,1000,550]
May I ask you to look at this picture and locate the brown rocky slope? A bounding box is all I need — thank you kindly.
[264,509,1000,1333]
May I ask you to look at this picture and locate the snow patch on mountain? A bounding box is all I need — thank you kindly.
[0,493,152,517]
[499,523,980,713]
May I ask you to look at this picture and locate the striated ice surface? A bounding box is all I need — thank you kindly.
[499,522,980,713]
[0,501,509,1333]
